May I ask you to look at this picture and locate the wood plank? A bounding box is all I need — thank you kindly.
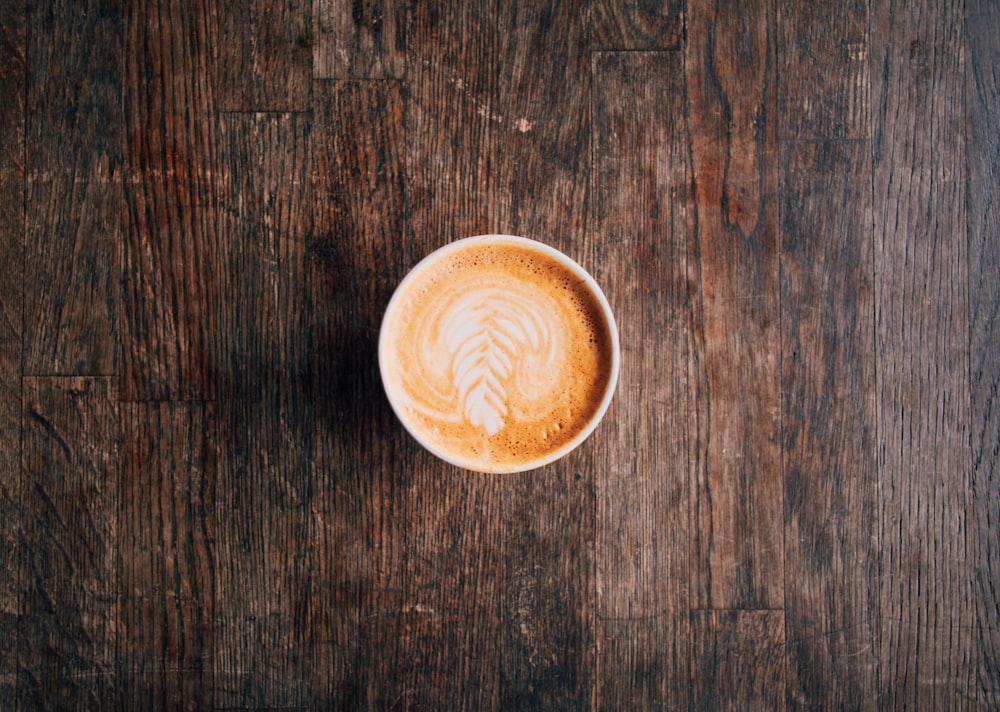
[307,79,409,707]
[490,0,591,246]
[392,6,514,703]
[121,0,220,401]
[871,0,976,706]
[19,377,119,709]
[408,0,497,243]
[119,402,214,710]
[0,2,24,704]
[213,112,312,708]
[500,469,595,710]
[305,409,393,711]
[780,139,878,708]
[967,0,1000,705]
[590,0,684,50]
[23,0,120,376]
[691,610,786,711]
[312,74,507,707]
[314,0,407,79]
[367,471,506,709]
[776,0,870,140]
[685,0,783,610]
[591,50,691,711]
[487,3,596,707]
[597,616,691,710]
[217,0,312,111]
[776,8,876,707]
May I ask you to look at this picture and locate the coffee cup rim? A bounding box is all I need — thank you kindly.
[378,233,621,473]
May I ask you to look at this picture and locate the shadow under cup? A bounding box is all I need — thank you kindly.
[378,234,621,474]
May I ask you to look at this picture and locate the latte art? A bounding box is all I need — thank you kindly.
[442,287,560,436]
[379,236,618,473]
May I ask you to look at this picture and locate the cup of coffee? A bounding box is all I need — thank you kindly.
[378,234,620,473]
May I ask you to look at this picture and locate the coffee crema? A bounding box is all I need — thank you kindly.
[379,235,618,473]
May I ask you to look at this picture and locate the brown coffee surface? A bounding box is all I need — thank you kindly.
[380,238,615,472]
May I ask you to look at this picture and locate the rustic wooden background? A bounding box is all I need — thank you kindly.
[1,0,998,709]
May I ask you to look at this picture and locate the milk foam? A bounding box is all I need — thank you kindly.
[380,238,616,472]
[441,286,561,435]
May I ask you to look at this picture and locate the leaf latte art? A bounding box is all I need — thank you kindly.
[380,237,617,473]
[442,289,560,436]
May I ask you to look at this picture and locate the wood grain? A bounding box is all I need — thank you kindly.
[408,0,497,243]
[597,617,691,711]
[5,1,997,708]
[0,1,24,704]
[592,50,691,710]
[24,0,120,376]
[217,0,313,111]
[686,0,783,611]
[213,112,312,708]
[315,0,407,79]
[776,5,877,708]
[776,0,870,140]
[967,0,1000,704]
[389,41,531,701]
[780,139,877,708]
[691,610,786,711]
[490,0,591,247]
[307,79,411,707]
[871,0,976,706]
[119,402,215,711]
[19,377,119,710]
[488,4,596,707]
[590,0,684,50]
[374,472,507,710]
[121,0,219,401]
[315,65,506,706]
[501,468,595,710]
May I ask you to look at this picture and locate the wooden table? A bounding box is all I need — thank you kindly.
[1,0,997,709]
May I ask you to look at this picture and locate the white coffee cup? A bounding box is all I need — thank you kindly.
[379,234,620,473]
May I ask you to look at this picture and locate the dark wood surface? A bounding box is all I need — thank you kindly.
[1,0,997,709]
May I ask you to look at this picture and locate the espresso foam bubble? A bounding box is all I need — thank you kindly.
[380,238,616,472]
